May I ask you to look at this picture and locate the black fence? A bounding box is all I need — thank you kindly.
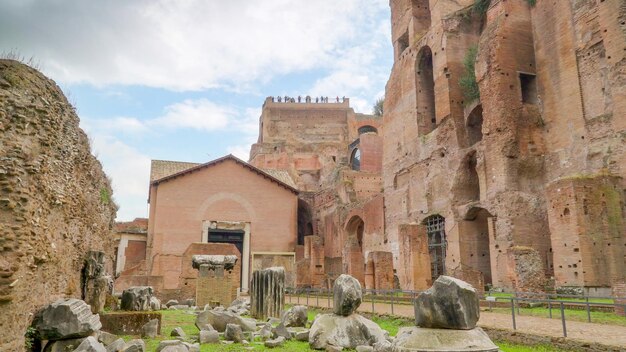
[285,287,626,337]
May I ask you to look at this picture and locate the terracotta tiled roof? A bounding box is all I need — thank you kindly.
[261,169,297,189]
[150,160,199,182]
[151,154,299,194]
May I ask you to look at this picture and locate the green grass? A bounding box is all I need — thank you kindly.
[459,44,480,104]
[490,306,626,327]
[118,308,584,351]
[496,340,567,352]
[487,292,614,304]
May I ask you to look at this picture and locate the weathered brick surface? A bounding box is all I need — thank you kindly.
[0,60,116,350]
[380,0,625,292]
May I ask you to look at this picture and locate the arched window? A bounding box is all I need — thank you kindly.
[467,104,483,145]
[358,125,378,135]
[423,215,446,281]
[416,46,437,135]
[350,148,361,171]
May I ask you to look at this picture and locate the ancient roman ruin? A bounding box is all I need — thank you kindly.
[1,0,625,350]
[114,0,626,301]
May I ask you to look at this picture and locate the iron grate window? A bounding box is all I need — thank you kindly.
[424,215,446,281]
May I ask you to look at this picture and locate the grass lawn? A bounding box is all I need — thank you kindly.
[489,306,626,327]
[487,292,615,304]
[118,307,571,351]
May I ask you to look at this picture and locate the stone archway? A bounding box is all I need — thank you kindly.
[344,216,366,284]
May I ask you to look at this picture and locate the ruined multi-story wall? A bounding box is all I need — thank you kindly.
[383,0,625,293]
[250,97,355,192]
[0,60,117,350]
[249,98,388,289]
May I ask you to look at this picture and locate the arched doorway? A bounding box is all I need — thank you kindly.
[344,216,366,284]
[297,199,313,246]
[423,215,446,282]
[350,148,361,171]
[462,207,493,285]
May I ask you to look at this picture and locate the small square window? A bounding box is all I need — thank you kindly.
[519,73,538,104]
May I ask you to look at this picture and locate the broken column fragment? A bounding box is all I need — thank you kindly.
[250,267,285,320]
[414,275,479,330]
[32,298,102,340]
[192,254,238,308]
[82,251,111,314]
[309,274,388,350]
[393,276,498,351]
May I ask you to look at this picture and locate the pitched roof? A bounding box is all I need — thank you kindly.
[150,154,299,194]
[150,160,199,182]
[261,169,297,189]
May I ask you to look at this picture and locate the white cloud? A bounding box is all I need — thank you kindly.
[80,121,151,221]
[227,144,252,161]
[0,0,389,91]
[307,9,392,114]
[151,99,235,131]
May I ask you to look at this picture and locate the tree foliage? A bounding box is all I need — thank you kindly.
[373,97,384,117]
[459,45,480,105]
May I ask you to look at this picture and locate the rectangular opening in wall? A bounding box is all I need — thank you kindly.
[519,72,538,104]
[397,30,409,57]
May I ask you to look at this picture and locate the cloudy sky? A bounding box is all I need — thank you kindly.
[0,0,393,221]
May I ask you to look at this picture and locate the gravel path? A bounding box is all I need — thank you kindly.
[286,294,626,348]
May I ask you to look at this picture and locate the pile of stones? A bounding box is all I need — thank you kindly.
[392,276,499,351]
[185,297,311,349]
[31,298,146,352]
[309,274,391,351]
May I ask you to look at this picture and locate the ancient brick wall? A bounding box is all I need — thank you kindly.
[546,175,625,288]
[533,0,626,183]
[250,98,354,191]
[144,159,297,295]
[0,60,117,350]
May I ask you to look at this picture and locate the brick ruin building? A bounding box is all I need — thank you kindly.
[115,0,625,297]
[249,0,626,295]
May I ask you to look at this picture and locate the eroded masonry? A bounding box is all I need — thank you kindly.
[114,0,626,300]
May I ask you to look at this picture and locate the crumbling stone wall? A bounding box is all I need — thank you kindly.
[0,60,117,350]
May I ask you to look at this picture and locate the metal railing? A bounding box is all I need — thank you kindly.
[285,287,626,337]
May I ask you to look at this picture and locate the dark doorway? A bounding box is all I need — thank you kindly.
[208,229,244,286]
[208,229,244,255]
[297,199,314,245]
[423,215,446,282]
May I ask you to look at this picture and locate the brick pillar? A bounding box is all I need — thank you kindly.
[398,224,431,290]
[370,251,394,290]
[307,236,325,288]
[364,256,375,290]
[192,255,238,308]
